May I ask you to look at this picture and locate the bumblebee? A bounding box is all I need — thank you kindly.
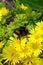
[13,27,29,38]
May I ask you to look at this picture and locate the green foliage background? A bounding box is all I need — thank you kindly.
[19,0,43,11]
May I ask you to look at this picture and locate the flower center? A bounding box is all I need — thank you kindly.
[33,45,37,49]
[34,34,39,39]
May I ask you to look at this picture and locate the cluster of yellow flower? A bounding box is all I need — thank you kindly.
[0,7,9,21]
[1,21,43,65]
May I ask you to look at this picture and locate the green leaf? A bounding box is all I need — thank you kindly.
[0,2,4,8]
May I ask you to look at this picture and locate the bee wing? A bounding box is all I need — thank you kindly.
[13,33,18,38]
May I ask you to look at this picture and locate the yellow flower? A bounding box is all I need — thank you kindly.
[2,34,43,65]
[28,41,42,57]
[1,7,9,15]
[2,44,19,65]
[0,7,9,21]
[29,28,42,43]
[20,4,28,10]
[2,37,23,64]
[0,7,9,16]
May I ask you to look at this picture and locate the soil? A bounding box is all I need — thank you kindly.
[0,0,15,10]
